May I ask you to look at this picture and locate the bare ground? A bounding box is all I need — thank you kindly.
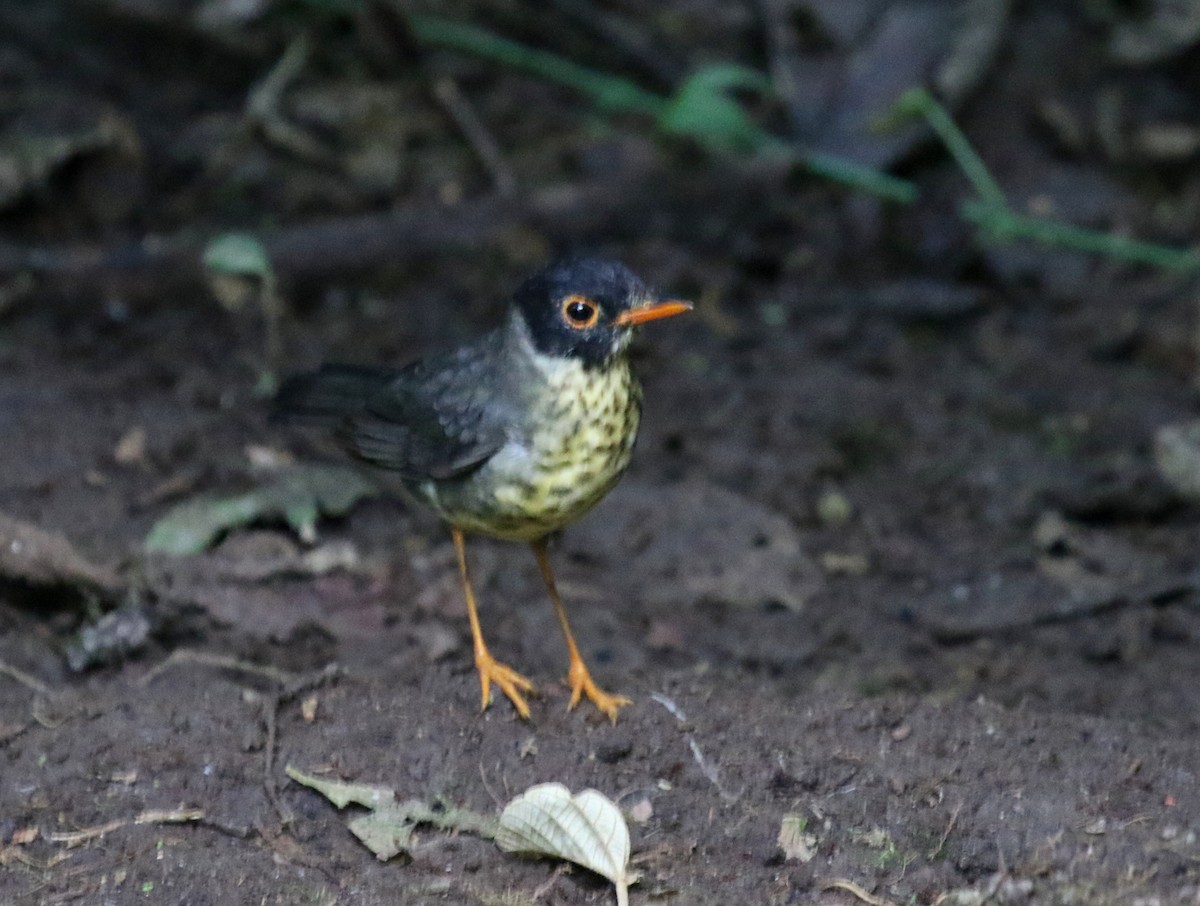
[3,2,1200,904]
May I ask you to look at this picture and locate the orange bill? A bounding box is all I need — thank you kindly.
[613,299,693,327]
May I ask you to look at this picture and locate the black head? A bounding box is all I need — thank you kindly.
[511,257,690,367]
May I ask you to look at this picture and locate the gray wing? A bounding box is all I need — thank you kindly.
[335,335,510,481]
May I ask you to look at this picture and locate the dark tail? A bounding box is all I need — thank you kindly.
[272,364,392,426]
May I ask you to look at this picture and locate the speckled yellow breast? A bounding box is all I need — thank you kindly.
[422,357,642,540]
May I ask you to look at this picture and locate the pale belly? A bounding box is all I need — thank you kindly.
[414,363,642,540]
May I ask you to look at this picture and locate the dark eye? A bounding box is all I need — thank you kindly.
[561,295,599,329]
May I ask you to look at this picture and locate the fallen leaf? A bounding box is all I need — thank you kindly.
[496,783,632,906]
[284,767,396,810]
[144,465,379,555]
[286,766,498,861]
[777,814,816,863]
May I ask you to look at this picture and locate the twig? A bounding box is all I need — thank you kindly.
[1,158,806,297]
[0,660,58,698]
[821,879,899,906]
[0,845,71,872]
[929,802,962,859]
[926,576,1196,643]
[429,77,517,197]
[0,660,78,729]
[652,692,740,802]
[134,807,206,826]
[649,692,688,722]
[360,2,516,196]
[256,691,292,826]
[0,165,652,290]
[258,664,344,827]
[478,761,504,809]
[138,650,340,829]
[247,35,309,125]
[687,737,739,803]
[46,808,204,846]
[196,816,256,840]
[45,819,124,846]
[246,34,334,166]
[531,863,572,902]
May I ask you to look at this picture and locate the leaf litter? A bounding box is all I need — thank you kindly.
[144,465,380,556]
[286,766,499,861]
[289,768,633,905]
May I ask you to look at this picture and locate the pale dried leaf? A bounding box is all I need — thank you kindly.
[777,814,817,862]
[285,766,394,809]
[497,783,631,906]
[286,766,498,861]
[347,807,418,861]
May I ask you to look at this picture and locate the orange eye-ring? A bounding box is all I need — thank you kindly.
[561,294,599,329]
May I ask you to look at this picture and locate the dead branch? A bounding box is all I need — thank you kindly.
[0,157,787,300]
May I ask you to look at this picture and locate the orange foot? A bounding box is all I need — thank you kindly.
[566,659,632,724]
[476,650,535,719]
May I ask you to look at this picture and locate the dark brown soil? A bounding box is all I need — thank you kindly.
[3,3,1200,904]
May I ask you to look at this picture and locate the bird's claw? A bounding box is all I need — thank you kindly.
[476,652,535,720]
[566,660,631,724]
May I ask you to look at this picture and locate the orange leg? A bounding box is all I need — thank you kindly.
[530,539,631,723]
[452,528,534,719]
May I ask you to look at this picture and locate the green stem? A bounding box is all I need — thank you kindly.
[409,15,917,203]
[895,87,1200,273]
[963,200,1200,272]
[798,148,920,204]
[408,15,667,118]
[895,88,1006,207]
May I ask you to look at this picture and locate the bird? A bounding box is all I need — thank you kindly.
[274,257,691,722]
